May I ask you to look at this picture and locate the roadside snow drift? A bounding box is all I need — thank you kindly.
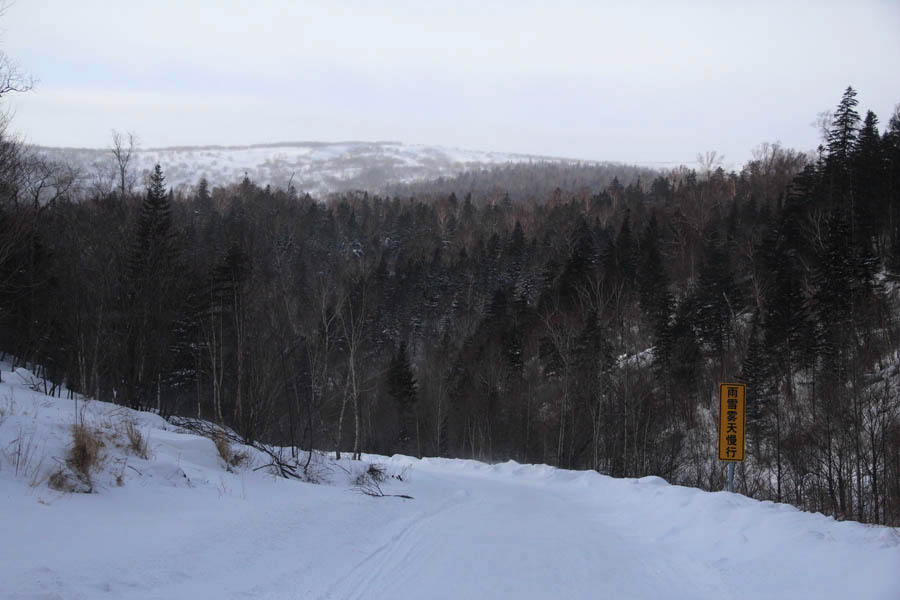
[1,365,898,600]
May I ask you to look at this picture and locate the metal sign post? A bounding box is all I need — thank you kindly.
[718,382,746,493]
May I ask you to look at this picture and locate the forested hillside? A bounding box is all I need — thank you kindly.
[33,140,574,198]
[1,86,898,525]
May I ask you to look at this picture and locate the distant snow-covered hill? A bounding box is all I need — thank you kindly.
[34,141,582,197]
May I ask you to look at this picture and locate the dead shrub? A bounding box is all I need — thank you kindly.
[123,419,149,459]
[66,423,102,488]
[48,468,77,492]
[352,462,413,499]
[213,431,249,470]
[366,462,387,483]
[6,425,40,478]
[48,424,102,494]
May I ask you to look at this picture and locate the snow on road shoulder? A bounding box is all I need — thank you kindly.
[0,365,420,600]
[386,455,900,599]
[1,365,898,600]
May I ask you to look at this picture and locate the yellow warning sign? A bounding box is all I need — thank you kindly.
[718,383,746,462]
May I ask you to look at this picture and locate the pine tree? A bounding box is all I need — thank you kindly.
[813,209,855,386]
[694,232,740,357]
[885,108,900,250]
[574,310,614,392]
[742,312,778,463]
[638,213,672,333]
[124,164,180,410]
[853,110,884,248]
[889,221,900,275]
[827,86,861,170]
[388,342,418,455]
[130,164,173,281]
[197,177,212,212]
[614,214,638,287]
[557,218,594,310]
[649,175,673,204]
[761,214,814,371]
[666,297,702,413]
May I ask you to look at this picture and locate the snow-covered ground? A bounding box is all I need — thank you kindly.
[34,141,574,198]
[1,364,898,600]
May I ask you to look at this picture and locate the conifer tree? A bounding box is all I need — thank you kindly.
[884,108,900,248]
[694,233,740,358]
[638,213,672,333]
[742,314,772,431]
[827,86,861,170]
[388,342,418,455]
[813,209,856,386]
[130,164,173,281]
[615,215,638,288]
[557,218,594,311]
[853,110,884,247]
[196,177,212,213]
[124,164,180,410]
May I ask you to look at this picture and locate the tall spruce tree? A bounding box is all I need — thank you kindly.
[124,164,182,411]
[853,110,884,248]
[638,213,672,334]
[694,232,740,360]
[130,164,173,281]
[827,86,861,171]
[388,342,418,455]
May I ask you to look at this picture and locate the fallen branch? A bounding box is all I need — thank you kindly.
[353,466,414,499]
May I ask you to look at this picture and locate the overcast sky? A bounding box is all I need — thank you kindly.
[3,0,899,167]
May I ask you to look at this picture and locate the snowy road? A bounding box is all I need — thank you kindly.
[2,380,898,600]
[318,465,731,600]
[5,452,900,600]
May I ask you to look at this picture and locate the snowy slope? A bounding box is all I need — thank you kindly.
[33,141,575,198]
[1,365,898,600]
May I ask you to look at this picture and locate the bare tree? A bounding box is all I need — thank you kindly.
[89,161,117,197]
[696,150,723,179]
[304,271,342,460]
[540,305,578,467]
[110,130,138,197]
[0,1,34,99]
[19,151,79,209]
[199,275,226,425]
[0,53,31,98]
[812,109,833,145]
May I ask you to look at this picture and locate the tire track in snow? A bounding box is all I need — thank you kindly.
[318,488,472,600]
